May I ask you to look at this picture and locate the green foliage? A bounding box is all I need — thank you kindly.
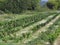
[49,0,60,9]
[0,0,39,13]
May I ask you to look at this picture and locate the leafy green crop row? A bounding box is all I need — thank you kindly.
[0,13,55,34]
[25,18,60,45]
[31,14,58,33]
[0,13,58,43]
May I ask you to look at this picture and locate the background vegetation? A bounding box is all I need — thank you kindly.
[0,0,60,13]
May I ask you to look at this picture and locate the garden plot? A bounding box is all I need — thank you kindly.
[0,12,55,35]
[3,13,59,43]
[0,12,60,45]
[21,15,60,44]
[15,14,57,36]
[25,15,60,45]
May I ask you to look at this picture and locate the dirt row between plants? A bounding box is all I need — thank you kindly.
[54,35,60,45]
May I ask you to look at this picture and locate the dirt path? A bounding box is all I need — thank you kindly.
[54,35,60,45]
[22,15,60,44]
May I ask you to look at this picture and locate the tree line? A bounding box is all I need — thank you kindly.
[0,0,60,13]
[0,0,39,13]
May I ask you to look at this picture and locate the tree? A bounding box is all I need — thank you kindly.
[0,0,39,13]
